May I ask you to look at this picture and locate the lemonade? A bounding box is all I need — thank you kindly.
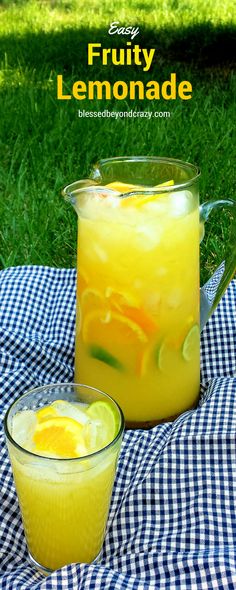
[75,180,200,425]
[5,385,123,573]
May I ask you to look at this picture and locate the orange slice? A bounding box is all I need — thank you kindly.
[138,343,153,378]
[105,286,140,311]
[105,288,157,335]
[122,305,157,336]
[33,416,83,458]
[79,284,157,336]
[82,310,148,374]
[83,310,148,344]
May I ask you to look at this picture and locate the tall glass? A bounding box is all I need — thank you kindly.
[4,383,124,575]
[63,157,236,427]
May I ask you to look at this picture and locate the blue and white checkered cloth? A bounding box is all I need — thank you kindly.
[0,266,236,590]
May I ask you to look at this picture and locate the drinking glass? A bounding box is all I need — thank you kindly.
[4,383,124,574]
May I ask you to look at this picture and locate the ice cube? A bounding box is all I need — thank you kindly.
[155,266,168,277]
[93,244,108,262]
[170,191,192,217]
[136,223,161,250]
[167,288,182,308]
[145,292,161,310]
[51,400,89,425]
[11,410,37,449]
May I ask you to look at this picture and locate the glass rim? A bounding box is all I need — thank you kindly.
[62,156,201,198]
[4,382,125,463]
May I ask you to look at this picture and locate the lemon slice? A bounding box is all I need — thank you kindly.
[80,287,105,315]
[86,400,119,449]
[114,179,174,207]
[33,416,84,458]
[105,286,140,311]
[105,180,174,206]
[182,324,200,362]
[134,180,174,207]
[105,181,143,193]
[36,405,59,423]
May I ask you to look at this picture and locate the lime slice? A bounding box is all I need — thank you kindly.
[86,400,119,449]
[88,344,124,371]
[155,340,179,372]
[182,324,200,362]
[84,311,147,375]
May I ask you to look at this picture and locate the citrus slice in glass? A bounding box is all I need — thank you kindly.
[138,343,154,378]
[182,324,200,362]
[134,180,174,207]
[36,405,59,423]
[122,305,157,335]
[114,179,174,207]
[156,339,180,373]
[82,310,148,374]
[105,287,156,335]
[78,267,89,294]
[86,400,119,450]
[33,416,85,458]
[105,181,143,194]
[105,286,140,311]
[88,344,124,371]
[80,287,105,315]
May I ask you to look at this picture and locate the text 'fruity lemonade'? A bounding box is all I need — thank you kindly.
[75,175,200,425]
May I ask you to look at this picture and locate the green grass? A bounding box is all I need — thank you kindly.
[0,0,235,285]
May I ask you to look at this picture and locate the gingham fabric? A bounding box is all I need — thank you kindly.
[0,266,236,590]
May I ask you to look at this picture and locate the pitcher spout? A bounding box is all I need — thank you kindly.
[62,179,99,212]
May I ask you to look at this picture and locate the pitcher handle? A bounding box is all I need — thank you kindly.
[200,198,236,330]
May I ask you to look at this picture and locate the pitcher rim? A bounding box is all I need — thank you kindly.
[62,156,201,197]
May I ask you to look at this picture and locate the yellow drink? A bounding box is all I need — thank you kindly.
[75,186,200,424]
[5,385,123,573]
[10,444,117,570]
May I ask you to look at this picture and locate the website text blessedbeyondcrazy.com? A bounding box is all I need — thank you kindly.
[77,109,171,119]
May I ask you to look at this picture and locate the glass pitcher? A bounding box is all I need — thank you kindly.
[62,157,236,428]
